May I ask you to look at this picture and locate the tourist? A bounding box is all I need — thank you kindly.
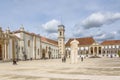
[13,59,17,65]
[64,56,66,62]
[81,55,84,62]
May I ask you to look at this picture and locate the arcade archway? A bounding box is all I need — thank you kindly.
[42,49,45,59]
[90,47,93,54]
[99,47,101,54]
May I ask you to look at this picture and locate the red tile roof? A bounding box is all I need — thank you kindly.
[101,40,120,45]
[65,37,95,47]
[41,36,58,46]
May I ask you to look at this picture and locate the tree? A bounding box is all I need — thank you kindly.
[118,50,120,57]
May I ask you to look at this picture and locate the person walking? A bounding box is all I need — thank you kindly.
[81,55,84,62]
[13,59,17,65]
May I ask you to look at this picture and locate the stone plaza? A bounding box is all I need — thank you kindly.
[0,57,120,80]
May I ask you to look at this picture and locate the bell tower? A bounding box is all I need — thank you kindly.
[58,24,65,58]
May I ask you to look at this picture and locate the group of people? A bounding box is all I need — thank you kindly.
[62,56,66,62]
[12,55,84,65]
[61,56,84,63]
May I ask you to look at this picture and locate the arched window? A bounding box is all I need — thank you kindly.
[60,32,62,36]
[28,40,30,47]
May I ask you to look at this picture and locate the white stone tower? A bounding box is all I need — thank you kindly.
[70,39,79,64]
[58,24,65,58]
[19,25,25,60]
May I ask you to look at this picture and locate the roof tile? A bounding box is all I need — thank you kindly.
[66,37,95,47]
[101,40,120,45]
[41,36,58,46]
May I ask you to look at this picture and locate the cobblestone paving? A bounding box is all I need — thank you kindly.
[0,57,120,80]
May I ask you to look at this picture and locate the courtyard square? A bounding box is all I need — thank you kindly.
[0,57,120,80]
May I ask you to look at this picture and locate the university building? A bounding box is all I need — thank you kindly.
[13,26,59,60]
[66,37,120,58]
[0,25,120,61]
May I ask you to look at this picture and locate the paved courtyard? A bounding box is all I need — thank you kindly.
[0,57,120,80]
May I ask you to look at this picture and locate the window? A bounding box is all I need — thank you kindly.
[105,46,107,49]
[60,32,62,36]
[116,45,119,48]
[112,45,114,48]
[28,40,30,47]
[109,45,111,48]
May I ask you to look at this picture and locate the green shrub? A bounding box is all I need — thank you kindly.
[118,50,120,57]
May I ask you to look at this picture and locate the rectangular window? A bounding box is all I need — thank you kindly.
[38,49,39,55]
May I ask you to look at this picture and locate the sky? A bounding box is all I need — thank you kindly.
[0,0,120,42]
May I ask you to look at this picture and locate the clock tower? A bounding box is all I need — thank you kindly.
[58,25,65,58]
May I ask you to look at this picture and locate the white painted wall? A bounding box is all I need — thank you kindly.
[41,42,58,59]
[35,37,41,59]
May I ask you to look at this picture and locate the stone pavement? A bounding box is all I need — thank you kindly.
[0,57,120,80]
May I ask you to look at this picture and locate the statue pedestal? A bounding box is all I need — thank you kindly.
[70,39,79,64]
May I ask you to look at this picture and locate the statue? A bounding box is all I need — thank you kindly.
[70,39,79,64]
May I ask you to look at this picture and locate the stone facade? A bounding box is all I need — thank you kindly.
[0,27,20,61]
[66,37,120,58]
[70,39,79,64]
[14,26,59,60]
[0,25,120,61]
[41,36,59,59]
[14,27,41,60]
[0,26,59,61]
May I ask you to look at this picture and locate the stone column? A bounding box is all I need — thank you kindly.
[4,42,7,60]
[12,39,15,60]
[89,47,91,55]
[97,47,99,55]
[70,39,79,64]
[101,47,103,56]
[105,50,107,56]
[2,44,5,61]
[93,47,95,56]
[6,43,8,60]
[4,41,8,60]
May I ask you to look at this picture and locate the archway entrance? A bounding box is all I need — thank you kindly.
[99,47,101,54]
[42,49,45,59]
[0,45,2,60]
[90,47,93,54]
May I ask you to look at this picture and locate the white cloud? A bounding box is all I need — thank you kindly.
[47,33,58,40]
[42,19,61,33]
[94,32,115,41]
[82,12,120,29]
[73,29,84,37]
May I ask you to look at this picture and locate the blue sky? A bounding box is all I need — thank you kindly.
[0,0,120,42]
